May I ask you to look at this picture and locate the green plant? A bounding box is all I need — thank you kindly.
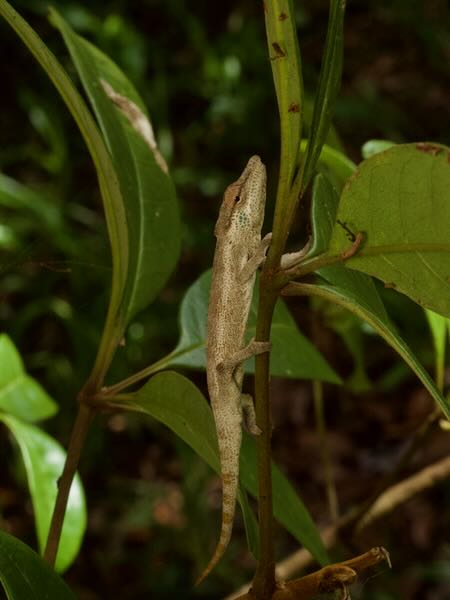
[0,334,86,573]
[0,1,449,598]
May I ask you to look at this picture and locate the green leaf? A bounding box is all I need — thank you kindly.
[308,175,372,392]
[300,0,346,191]
[300,141,356,193]
[127,371,328,565]
[329,143,450,318]
[264,0,304,241]
[131,371,219,472]
[286,266,450,419]
[0,335,57,422]
[51,10,180,323]
[237,488,259,559]
[0,530,76,600]
[239,436,329,566]
[425,309,449,391]
[303,97,343,153]
[319,267,391,321]
[264,0,303,181]
[361,139,396,159]
[169,270,341,384]
[316,301,372,393]
[0,0,128,381]
[307,173,340,259]
[0,174,61,229]
[0,415,86,572]
[308,169,389,319]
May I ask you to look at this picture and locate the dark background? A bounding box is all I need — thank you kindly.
[0,1,449,598]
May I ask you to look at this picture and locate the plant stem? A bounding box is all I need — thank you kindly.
[101,344,199,396]
[276,239,450,290]
[252,280,277,599]
[274,251,348,289]
[263,0,304,259]
[44,402,94,566]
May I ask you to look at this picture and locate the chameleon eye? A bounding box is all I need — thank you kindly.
[234,195,241,203]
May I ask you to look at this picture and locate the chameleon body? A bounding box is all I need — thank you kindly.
[197,156,272,584]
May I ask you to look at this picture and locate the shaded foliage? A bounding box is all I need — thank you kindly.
[0,1,449,598]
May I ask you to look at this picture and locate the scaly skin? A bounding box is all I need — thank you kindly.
[197,156,271,584]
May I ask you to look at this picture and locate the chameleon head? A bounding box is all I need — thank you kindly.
[214,155,267,238]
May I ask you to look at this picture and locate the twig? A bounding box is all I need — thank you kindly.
[275,523,341,582]
[44,403,94,565]
[356,454,450,531]
[252,286,278,598]
[341,408,441,529]
[274,231,366,289]
[272,547,389,599]
[233,547,390,600]
[223,453,450,600]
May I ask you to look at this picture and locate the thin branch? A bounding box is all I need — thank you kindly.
[224,453,450,600]
[342,408,441,529]
[252,285,278,599]
[44,402,94,565]
[275,523,340,583]
[271,547,389,600]
[233,547,390,600]
[101,345,199,396]
[274,233,365,289]
[357,454,450,531]
[275,239,450,289]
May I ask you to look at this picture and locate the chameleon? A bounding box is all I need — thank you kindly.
[196,155,272,584]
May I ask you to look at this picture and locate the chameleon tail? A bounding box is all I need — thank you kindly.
[195,469,238,585]
[196,425,241,585]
